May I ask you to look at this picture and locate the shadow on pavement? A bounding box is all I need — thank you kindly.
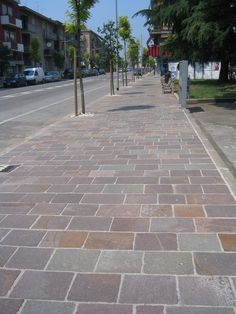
[108,105,155,112]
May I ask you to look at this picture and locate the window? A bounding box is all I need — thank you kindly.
[4,30,15,42]
[2,4,13,16]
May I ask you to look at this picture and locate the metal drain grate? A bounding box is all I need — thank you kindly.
[0,165,20,173]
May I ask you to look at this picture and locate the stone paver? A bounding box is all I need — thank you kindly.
[0,75,236,310]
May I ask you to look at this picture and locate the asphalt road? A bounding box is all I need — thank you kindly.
[0,75,110,153]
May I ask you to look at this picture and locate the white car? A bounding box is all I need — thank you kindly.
[24,67,45,84]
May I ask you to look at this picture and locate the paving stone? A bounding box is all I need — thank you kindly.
[174,185,202,194]
[0,269,21,296]
[74,184,104,193]
[178,233,221,251]
[119,275,177,304]
[29,203,66,215]
[52,193,83,203]
[21,300,75,314]
[174,204,205,217]
[68,273,121,302]
[170,170,201,176]
[97,204,141,217]
[47,249,100,272]
[190,176,224,184]
[111,218,149,232]
[21,193,55,203]
[202,185,231,194]
[196,219,236,232]
[1,229,46,246]
[219,234,236,251]
[68,216,112,231]
[96,251,142,273]
[194,252,236,275]
[117,177,159,184]
[136,305,164,314]
[186,194,235,204]
[76,303,132,314]
[151,218,195,232]
[0,246,17,266]
[92,177,117,184]
[84,232,134,250]
[205,205,236,217]
[0,298,24,314]
[0,193,24,202]
[15,184,50,192]
[134,233,177,251]
[6,247,53,270]
[166,306,235,314]
[10,270,73,300]
[47,184,77,193]
[103,184,143,194]
[81,193,125,204]
[62,204,98,216]
[145,185,173,193]
[160,177,189,184]
[144,252,193,274]
[40,231,87,248]
[0,228,10,241]
[32,215,71,230]
[159,194,186,204]
[178,276,236,306]
[141,205,172,217]
[0,203,34,214]
[0,214,37,228]
[125,193,157,204]
[69,177,93,184]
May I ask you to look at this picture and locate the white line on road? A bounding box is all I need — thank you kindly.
[0,84,107,125]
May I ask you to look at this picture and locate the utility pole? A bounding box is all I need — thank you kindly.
[115,0,119,91]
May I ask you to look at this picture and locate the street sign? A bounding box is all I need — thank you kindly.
[147,39,154,47]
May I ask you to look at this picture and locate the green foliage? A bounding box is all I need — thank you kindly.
[0,44,12,75]
[98,21,118,62]
[118,16,131,41]
[127,38,139,68]
[30,37,41,66]
[53,51,65,69]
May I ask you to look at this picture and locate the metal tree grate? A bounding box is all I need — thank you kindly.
[0,165,20,173]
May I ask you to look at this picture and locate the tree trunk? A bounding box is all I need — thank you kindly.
[124,40,128,86]
[110,60,114,95]
[77,31,85,114]
[219,57,229,82]
[122,60,125,86]
[73,47,78,116]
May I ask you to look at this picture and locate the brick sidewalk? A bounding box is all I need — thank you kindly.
[0,75,236,314]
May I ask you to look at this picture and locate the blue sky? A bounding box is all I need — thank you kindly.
[20,0,150,47]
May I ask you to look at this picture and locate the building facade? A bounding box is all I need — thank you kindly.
[0,0,24,74]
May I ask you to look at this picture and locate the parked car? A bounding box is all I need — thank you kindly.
[24,67,45,84]
[3,73,27,88]
[99,69,106,75]
[45,71,61,82]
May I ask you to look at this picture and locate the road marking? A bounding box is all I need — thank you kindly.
[0,84,107,125]
[20,91,33,95]
[2,95,15,98]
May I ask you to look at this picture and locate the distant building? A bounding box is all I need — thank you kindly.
[20,6,65,69]
[0,0,24,74]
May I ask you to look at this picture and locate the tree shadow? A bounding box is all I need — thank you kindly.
[124,92,144,95]
[214,99,236,110]
[108,105,155,112]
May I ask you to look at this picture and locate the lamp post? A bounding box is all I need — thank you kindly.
[115,0,119,91]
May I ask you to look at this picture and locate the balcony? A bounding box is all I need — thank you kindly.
[17,43,24,52]
[3,41,11,49]
[3,41,24,53]
[0,15,22,29]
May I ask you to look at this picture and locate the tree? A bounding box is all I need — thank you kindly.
[84,51,90,68]
[118,16,131,86]
[31,37,41,66]
[66,0,98,115]
[98,21,119,95]
[53,51,65,69]
[127,38,139,81]
[0,45,12,76]
[136,0,236,82]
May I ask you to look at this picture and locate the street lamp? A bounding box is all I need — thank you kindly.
[115,0,119,91]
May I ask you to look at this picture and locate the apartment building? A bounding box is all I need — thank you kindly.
[0,0,24,74]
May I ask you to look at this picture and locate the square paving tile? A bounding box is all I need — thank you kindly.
[144,252,193,274]
[81,194,125,204]
[0,269,21,296]
[196,219,236,232]
[174,205,205,217]
[125,194,157,204]
[47,249,100,272]
[39,231,88,248]
[1,230,46,246]
[136,305,164,314]
[97,204,141,217]
[0,203,34,215]
[96,251,142,273]
[62,204,98,216]
[219,234,236,251]
[178,234,221,251]
[178,276,236,306]
[10,270,74,300]
[68,273,121,302]
[205,205,236,217]
[32,216,71,230]
[52,194,83,203]
[119,275,177,304]
[134,233,177,251]
[20,300,75,314]
[159,194,186,204]
[29,203,66,215]
[6,247,53,270]
[84,232,134,250]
